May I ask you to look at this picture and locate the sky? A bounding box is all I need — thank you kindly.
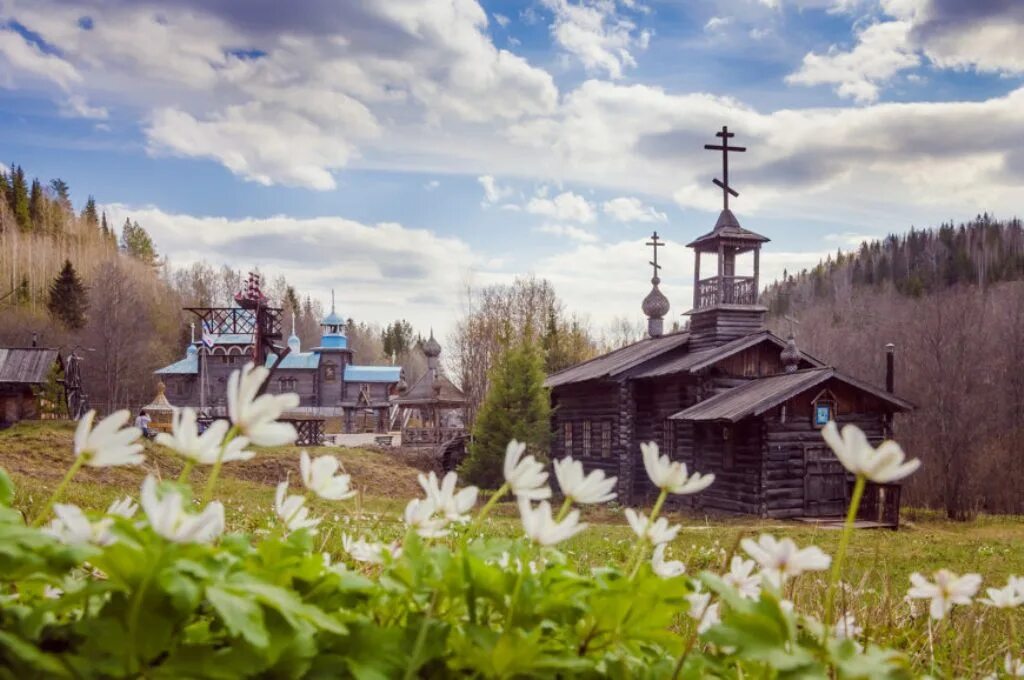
[1,0,1022,338]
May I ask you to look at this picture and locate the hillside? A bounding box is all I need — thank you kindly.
[760,215,1024,519]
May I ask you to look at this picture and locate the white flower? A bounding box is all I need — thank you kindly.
[418,471,477,523]
[980,582,1024,609]
[553,457,616,504]
[274,480,320,533]
[741,534,831,587]
[833,613,863,640]
[140,476,224,544]
[518,498,586,546]
[403,498,449,538]
[822,421,921,483]
[495,552,541,574]
[342,534,400,564]
[624,508,680,545]
[651,543,686,578]
[155,408,252,465]
[300,451,356,500]
[907,569,982,620]
[106,496,138,519]
[44,504,115,546]
[1009,575,1024,597]
[640,442,714,495]
[723,556,761,599]
[43,586,63,599]
[1007,654,1024,678]
[226,363,299,447]
[503,440,551,500]
[686,585,720,634]
[73,410,144,467]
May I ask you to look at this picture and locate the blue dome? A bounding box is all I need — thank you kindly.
[317,334,348,350]
[186,344,198,357]
[322,311,345,327]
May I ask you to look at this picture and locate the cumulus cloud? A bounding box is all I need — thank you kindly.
[603,196,667,223]
[59,94,108,119]
[0,26,80,90]
[526,190,597,223]
[541,0,651,79]
[536,223,600,242]
[478,175,515,205]
[704,16,733,34]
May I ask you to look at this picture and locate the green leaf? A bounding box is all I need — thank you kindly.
[0,469,13,507]
[0,629,71,677]
[206,585,269,648]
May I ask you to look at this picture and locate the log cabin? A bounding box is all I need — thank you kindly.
[545,127,913,525]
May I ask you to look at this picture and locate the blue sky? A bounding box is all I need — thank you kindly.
[1,0,1022,336]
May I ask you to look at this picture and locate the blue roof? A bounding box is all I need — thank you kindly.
[344,365,402,383]
[322,311,345,326]
[156,354,198,375]
[266,352,321,370]
[315,334,348,350]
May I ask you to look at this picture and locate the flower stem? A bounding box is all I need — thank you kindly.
[465,483,509,538]
[403,590,439,680]
[30,455,85,527]
[201,425,239,505]
[176,459,195,485]
[127,543,163,672]
[555,496,573,522]
[626,489,668,578]
[824,474,866,627]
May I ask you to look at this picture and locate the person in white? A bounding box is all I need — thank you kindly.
[134,410,153,439]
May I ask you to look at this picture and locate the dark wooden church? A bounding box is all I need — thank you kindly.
[546,127,912,523]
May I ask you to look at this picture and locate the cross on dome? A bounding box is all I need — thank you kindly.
[646,231,665,282]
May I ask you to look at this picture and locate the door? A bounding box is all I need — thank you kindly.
[803,445,848,516]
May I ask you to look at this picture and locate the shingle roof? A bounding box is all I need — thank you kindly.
[544,331,690,388]
[686,209,770,251]
[669,368,913,423]
[344,365,402,383]
[396,370,467,406]
[0,348,60,384]
[628,331,823,379]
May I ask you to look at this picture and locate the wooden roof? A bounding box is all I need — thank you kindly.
[0,348,60,384]
[686,209,770,252]
[669,368,914,423]
[544,331,690,388]
[627,331,823,379]
[395,370,467,406]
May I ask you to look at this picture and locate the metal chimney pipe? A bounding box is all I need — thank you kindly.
[885,343,895,393]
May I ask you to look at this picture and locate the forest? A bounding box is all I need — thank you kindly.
[762,215,1024,518]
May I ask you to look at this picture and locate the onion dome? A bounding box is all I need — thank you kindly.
[288,333,301,352]
[781,334,801,373]
[423,329,442,358]
[641,277,670,319]
[186,344,198,357]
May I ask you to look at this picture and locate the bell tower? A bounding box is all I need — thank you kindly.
[686,126,770,350]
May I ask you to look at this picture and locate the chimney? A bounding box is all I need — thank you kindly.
[885,343,895,393]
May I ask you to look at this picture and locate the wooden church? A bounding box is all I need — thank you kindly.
[545,127,912,523]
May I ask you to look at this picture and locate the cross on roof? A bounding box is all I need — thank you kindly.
[646,231,665,281]
[704,125,746,211]
[784,314,800,338]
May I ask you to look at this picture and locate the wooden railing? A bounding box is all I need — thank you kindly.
[402,426,466,446]
[696,275,757,308]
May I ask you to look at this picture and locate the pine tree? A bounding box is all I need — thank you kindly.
[10,165,30,232]
[120,219,158,264]
[49,178,71,212]
[81,195,99,228]
[29,178,44,232]
[47,259,89,330]
[460,328,551,489]
[100,211,110,240]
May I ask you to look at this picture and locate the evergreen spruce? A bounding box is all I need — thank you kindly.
[46,260,89,330]
[82,196,99,228]
[460,328,551,489]
[10,166,30,232]
[29,178,44,232]
[120,219,158,264]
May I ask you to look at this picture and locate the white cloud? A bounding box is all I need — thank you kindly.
[536,223,600,242]
[541,0,650,79]
[478,175,515,204]
[494,13,511,27]
[602,196,667,223]
[526,190,596,223]
[786,21,920,103]
[0,27,80,90]
[704,16,733,34]
[424,179,441,190]
[100,203,482,333]
[59,94,109,119]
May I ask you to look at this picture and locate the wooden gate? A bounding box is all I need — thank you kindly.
[803,445,848,516]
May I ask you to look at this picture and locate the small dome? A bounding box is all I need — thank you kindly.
[186,344,198,357]
[642,279,670,319]
[321,310,345,328]
[423,330,442,358]
[781,335,801,373]
[288,333,301,352]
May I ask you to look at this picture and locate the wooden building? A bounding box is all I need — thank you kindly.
[0,347,63,426]
[545,127,913,523]
[156,298,402,434]
[395,331,467,447]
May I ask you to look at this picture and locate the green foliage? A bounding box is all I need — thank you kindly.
[120,219,158,265]
[8,165,31,232]
[462,330,551,489]
[33,362,67,418]
[46,259,89,331]
[81,196,99,228]
[382,319,415,358]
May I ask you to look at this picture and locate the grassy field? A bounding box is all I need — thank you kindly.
[2,420,1023,676]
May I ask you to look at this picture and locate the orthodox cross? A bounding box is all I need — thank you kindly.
[704,125,746,210]
[646,231,665,281]
[784,314,800,338]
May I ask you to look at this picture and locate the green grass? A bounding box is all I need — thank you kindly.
[2,420,1022,676]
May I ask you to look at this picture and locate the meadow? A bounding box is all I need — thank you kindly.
[2,419,1023,677]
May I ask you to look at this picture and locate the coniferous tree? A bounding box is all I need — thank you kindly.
[82,196,99,229]
[100,211,110,240]
[120,219,158,264]
[29,178,44,231]
[461,327,551,489]
[10,165,30,232]
[47,259,89,330]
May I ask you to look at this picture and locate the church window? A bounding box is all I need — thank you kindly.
[601,421,612,457]
[582,421,592,456]
[563,422,573,455]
